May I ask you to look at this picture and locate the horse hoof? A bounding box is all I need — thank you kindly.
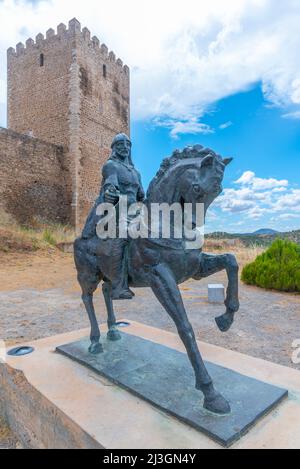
[215,313,233,332]
[88,342,103,354]
[107,329,121,341]
[204,393,231,415]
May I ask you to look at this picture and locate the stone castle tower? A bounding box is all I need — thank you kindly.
[5,18,130,230]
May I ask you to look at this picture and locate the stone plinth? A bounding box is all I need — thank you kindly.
[1,321,300,449]
[57,332,287,447]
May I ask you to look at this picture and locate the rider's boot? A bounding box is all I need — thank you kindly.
[111,287,134,300]
[110,240,135,300]
[111,275,135,300]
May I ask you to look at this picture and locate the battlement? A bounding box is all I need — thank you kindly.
[7,18,129,75]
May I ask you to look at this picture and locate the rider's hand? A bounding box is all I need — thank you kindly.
[104,186,120,204]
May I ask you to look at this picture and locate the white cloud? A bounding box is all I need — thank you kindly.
[235,170,288,190]
[206,209,218,221]
[223,200,255,213]
[272,189,300,212]
[246,206,269,219]
[154,117,214,138]
[277,213,300,220]
[224,187,273,202]
[0,0,300,130]
[215,186,273,215]
[219,121,233,130]
[272,187,287,193]
[235,171,255,184]
[213,169,300,225]
[170,121,214,138]
[215,188,256,212]
[282,110,300,119]
[251,177,289,191]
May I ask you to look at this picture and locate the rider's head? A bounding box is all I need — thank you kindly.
[111,133,132,163]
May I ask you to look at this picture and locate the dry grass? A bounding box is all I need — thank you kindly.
[0,208,264,265]
[203,237,264,267]
[0,209,75,253]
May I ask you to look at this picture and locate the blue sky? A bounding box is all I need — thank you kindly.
[0,0,299,233]
[132,83,300,232]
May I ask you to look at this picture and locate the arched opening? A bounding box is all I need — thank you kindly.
[40,53,44,67]
[103,64,107,78]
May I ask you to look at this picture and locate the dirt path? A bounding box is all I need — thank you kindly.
[0,249,77,293]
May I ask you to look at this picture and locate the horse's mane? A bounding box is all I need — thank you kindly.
[147,144,221,198]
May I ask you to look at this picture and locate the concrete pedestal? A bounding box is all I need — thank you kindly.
[1,321,300,449]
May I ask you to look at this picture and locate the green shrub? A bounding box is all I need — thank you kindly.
[241,239,300,292]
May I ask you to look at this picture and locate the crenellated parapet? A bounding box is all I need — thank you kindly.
[35,33,44,45]
[80,28,128,75]
[57,23,67,36]
[7,17,129,74]
[16,42,25,55]
[7,47,16,57]
[25,38,34,48]
[82,27,91,41]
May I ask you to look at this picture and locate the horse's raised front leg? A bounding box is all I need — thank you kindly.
[148,262,230,414]
[198,252,239,332]
[102,281,121,341]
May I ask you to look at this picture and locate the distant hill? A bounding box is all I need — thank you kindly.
[251,228,279,235]
[237,228,279,236]
[207,229,300,247]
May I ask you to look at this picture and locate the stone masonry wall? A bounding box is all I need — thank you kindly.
[7,24,74,147]
[0,128,70,225]
[6,21,77,224]
[6,18,130,230]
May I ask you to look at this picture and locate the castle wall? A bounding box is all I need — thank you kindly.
[6,22,78,224]
[5,18,130,230]
[74,23,130,227]
[0,128,70,225]
[7,24,73,147]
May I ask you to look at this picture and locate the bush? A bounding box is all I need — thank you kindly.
[241,239,300,292]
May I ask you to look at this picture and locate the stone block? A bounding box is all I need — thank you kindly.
[208,283,225,303]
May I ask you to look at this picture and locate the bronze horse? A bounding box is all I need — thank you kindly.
[74,145,239,414]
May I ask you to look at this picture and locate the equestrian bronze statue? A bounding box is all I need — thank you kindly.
[74,133,239,415]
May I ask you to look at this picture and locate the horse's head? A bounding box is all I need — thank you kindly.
[147,144,232,214]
